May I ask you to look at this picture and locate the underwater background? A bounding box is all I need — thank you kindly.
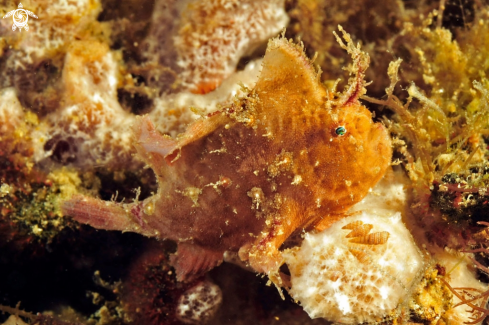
[2,0,489,324]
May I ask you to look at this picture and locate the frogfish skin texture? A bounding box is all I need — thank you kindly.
[62,35,392,284]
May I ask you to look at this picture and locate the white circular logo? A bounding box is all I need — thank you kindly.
[3,3,38,32]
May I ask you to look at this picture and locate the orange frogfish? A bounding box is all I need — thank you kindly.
[62,29,392,285]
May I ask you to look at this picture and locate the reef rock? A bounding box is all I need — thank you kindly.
[283,212,425,323]
[150,59,263,137]
[42,40,138,169]
[173,0,289,94]
[176,279,222,324]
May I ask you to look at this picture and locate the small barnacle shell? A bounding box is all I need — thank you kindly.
[349,231,390,245]
[347,247,370,263]
[342,220,364,230]
[345,224,373,238]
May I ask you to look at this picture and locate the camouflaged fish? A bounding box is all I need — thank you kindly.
[62,29,392,285]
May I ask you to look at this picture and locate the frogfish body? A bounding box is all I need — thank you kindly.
[62,34,392,284]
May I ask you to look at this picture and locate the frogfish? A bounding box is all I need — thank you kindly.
[62,30,392,286]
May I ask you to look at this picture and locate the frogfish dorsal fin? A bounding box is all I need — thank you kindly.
[254,37,327,110]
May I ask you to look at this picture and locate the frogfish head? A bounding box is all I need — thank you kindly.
[252,33,392,212]
[332,102,391,163]
[318,102,392,206]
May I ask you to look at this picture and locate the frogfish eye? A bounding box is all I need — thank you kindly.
[335,126,346,136]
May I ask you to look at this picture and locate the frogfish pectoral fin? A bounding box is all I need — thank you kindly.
[239,201,327,289]
[238,207,301,282]
[170,242,223,282]
[61,194,155,237]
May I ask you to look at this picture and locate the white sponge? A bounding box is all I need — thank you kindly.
[283,212,425,324]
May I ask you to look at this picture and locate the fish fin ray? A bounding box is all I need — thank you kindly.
[170,242,223,282]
